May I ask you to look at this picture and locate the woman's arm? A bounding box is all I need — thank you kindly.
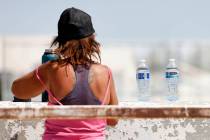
[11,63,48,99]
[107,70,119,126]
[109,73,118,105]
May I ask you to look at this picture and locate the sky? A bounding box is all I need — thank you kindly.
[0,0,210,41]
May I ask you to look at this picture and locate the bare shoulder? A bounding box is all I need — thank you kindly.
[90,64,110,75]
[43,61,69,72]
[38,61,73,78]
[46,61,60,71]
[88,64,110,84]
[38,61,57,70]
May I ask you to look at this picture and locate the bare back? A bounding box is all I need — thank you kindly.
[45,62,115,105]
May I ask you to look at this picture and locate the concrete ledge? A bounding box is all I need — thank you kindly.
[1,101,210,119]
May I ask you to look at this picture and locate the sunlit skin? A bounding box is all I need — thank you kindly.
[11,37,119,126]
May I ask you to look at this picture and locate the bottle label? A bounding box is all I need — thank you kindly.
[166,72,178,78]
[137,72,150,79]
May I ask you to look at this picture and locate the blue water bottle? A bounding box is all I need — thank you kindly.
[42,49,59,102]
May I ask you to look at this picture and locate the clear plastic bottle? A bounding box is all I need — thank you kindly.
[165,59,179,101]
[136,59,150,101]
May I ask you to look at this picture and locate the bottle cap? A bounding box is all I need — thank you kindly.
[138,59,146,63]
[167,58,177,68]
[137,59,149,69]
[169,58,175,62]
[45,49,56,53]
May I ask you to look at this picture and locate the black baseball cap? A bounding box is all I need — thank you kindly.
[57,7,95,42]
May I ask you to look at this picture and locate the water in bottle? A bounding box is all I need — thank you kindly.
[42,48,59,102]
[165,59,179,101]
[136,59,150,101]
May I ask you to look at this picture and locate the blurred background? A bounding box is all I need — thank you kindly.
[0,0,210,102]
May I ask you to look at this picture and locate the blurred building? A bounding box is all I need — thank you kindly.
[0,36,210,101]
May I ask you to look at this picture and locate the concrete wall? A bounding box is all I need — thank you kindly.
[1,119,210,140]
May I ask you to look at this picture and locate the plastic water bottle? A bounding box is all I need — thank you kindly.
[136,59,150,101]
[165,59,179,101]
[42,48,59,102]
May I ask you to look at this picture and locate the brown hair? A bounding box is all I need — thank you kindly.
[51,34,101,69]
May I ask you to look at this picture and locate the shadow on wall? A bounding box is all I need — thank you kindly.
[0,72,14,101]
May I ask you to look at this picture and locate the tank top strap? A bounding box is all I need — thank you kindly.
[35,67,63,105]
[101,66,112,105]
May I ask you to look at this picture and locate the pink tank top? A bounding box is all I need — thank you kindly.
[36,65,111,140]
